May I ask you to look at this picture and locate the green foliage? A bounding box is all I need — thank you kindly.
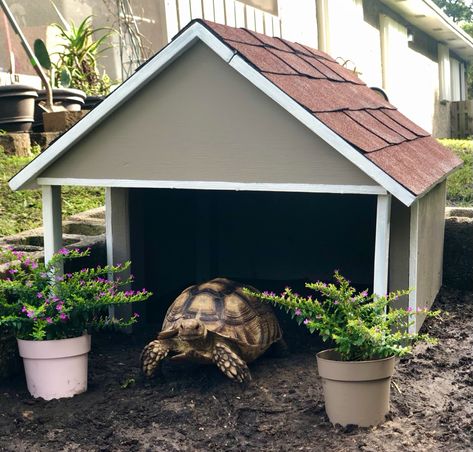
[0,148,104,236]
[0,248,151,340]
[432,0,473,22]
[35,16,114,95]
[440,139,473,206]
[52,16,114,94]
[33,39,52,70]
[246,272,441,361]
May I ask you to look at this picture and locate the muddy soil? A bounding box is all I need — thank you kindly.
[0,287,472,452]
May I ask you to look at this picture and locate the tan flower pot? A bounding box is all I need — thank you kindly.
[316,349,395,427]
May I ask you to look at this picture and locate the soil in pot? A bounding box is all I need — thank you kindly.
[316,349,396,427]
[0,85,38,132]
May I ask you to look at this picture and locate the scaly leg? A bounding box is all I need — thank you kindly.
[212,342,251,383]
[141,339,174,378]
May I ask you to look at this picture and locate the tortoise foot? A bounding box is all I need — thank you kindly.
[213,342,251,383]
[141,339,170,378]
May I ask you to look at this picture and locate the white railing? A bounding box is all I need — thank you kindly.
[163,0,281,42]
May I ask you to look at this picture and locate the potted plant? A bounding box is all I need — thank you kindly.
[0,247,151,400]
[246,272,440,427]
[34,16,113,109]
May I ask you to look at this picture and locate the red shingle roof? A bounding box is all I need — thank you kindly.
[202,20,462,196]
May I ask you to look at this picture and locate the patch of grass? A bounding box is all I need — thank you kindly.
[439,139,473,207]
[0,148,104,237]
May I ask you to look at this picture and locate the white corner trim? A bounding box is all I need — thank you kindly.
[228,55,416,207]
[37,178,387,194]
[9,22,235,192]
[408,200,419,334]
[11,21,415,207]
[42,185,63,264]
[373,194,391,297]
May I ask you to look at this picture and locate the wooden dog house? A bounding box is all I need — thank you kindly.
[10,20,461,331]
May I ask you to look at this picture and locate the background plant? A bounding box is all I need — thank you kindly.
[35,16,114,95]
[0,248,150,340]
[246,272,441,361]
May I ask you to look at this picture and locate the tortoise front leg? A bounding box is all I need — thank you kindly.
[141,338,174,378]
[212,342,251,383]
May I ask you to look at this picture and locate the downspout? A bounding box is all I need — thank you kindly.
[0,0,53,111]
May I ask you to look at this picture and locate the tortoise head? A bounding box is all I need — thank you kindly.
[178,319,208,342]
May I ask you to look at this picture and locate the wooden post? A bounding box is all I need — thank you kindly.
[373,194,391,298]
[105,187,131,320]
[42,185,62,264]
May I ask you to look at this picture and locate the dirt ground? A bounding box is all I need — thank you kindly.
[0,287,472,452]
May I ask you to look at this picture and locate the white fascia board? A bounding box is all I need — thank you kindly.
[36,178,387,195]
[9,23,236,192]
[228,55,416,206]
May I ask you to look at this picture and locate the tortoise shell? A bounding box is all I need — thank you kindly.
[163,278,282,348]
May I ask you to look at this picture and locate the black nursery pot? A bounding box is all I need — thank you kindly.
[34,88,86,130]
[83,95,105,111]
[0,84,38,132]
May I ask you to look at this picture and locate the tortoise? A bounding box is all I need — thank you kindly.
[141,278,284,383]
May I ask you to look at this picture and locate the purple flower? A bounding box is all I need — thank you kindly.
[55,275,64,282]
[133,312,140,318]
[30,262,38,269]
[58,248,69,255]
[333,300,339,305]
[46,317,52,324]
[360,290,368,298]
[56,303,64,311]
[26,310,35,318]
[59,313,69,321]
[8,269,18,275]
[295,308,302,316]
[124,290,135,297]
[21,306,27,313]
[406,307,413,312]
[40,272,48,278]
[303,318,310,325]
[36,292,43,299]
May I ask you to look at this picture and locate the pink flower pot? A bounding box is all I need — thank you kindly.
[17,335,91,400]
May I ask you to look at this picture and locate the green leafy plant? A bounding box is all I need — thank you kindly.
[0,248,151,340]
[246,272,441,361]
[34,16,114,95]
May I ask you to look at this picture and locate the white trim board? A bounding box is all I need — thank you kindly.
[373,194,391,297]
[10,21,416,206]
[37,178,387,195]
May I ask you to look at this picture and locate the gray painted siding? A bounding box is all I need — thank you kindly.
[415,180,447,326]
[42,42,376,187]
[388,197,410,310]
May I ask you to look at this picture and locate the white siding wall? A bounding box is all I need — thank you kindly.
[163,0,282,41]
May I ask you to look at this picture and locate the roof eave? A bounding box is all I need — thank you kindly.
[380,0,473,61]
